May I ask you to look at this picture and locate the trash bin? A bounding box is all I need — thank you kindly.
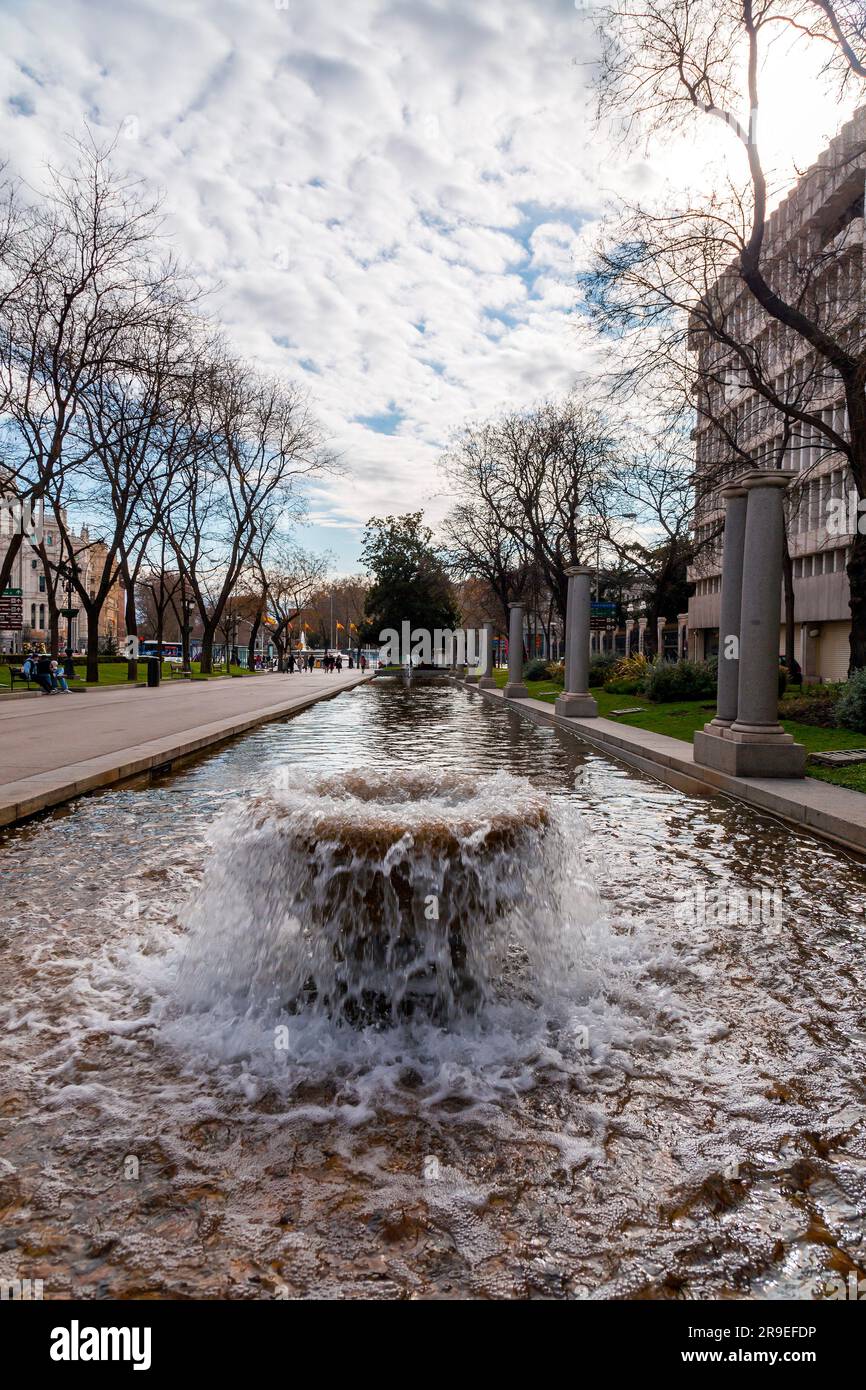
[146,656,161,688]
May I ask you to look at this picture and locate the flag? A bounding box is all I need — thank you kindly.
[336,621,344,631]
[349,621,357,631]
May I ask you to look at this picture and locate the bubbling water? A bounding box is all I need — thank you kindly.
[175,768,566,1026]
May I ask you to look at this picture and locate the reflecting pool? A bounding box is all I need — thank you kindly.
[1,678,865,1299]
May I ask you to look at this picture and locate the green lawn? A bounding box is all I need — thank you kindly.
[67,661,259,687]
[2,660,260,692]
[491,669,866,791]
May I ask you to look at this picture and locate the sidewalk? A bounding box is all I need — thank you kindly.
[0,671,370,827]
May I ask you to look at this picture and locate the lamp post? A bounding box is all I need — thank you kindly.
[56,561,79,679]
[181,598,194,674]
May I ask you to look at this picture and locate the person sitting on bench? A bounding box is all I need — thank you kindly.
[34,650,55,694]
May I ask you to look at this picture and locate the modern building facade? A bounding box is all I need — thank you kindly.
[688,107,865,681]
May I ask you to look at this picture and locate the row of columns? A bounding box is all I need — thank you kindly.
[693,469,805,778]
[592,611,686,653]
[470,570,599,718]
[464,474,799,781]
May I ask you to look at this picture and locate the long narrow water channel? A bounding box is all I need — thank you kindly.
[1,677,865,1299]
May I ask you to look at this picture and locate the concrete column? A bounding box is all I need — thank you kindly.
[656,616,665,660]
[555,566,597,719]
[677,613,688,660]
[732,473,792,732]
[625,619,634,654]
[504,602,529,700]
[707,485,747,729]
[638,618,647,655]
[694,469,804,777]
[477,621,496,689]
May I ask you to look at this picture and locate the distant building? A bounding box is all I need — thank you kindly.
[688,107,865,681]
[0,511,126,653]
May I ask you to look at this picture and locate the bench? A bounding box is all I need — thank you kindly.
[5,665,36,692]
[167,663,193,679]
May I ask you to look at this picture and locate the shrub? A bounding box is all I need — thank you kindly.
[781,696,838,727]
[545,660,565,685]
[588,654,617,687]
[834,668,866,732]
[642,658,717,703]
[605,653,649,685]
[523,657,552,681]
[778,666,787,697]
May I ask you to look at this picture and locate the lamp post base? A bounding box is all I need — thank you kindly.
[504,682,529,700]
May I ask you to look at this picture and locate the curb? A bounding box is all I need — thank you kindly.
[470,681,866,858]
[0,674,374,829]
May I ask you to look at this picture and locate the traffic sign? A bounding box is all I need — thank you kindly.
[0,588,23,628]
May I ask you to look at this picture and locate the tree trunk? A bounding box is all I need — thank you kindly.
[0,533,23,595]
[845,391,866,674]
[124,572,139,683]
[248,612,262,669]
[86,613,100,683]
[782,531,796,674]
[46,585,60,658]
[199,628,215,675]
[847,529,866,674]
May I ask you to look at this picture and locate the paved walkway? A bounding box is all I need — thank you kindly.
[0,671,370,827]
[473,683,866,857]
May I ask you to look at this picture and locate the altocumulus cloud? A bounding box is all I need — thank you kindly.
[0,0,851,567]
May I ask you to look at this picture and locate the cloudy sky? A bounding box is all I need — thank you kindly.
[0,0,857,570]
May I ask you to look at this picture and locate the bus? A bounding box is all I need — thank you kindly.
[139,641,183,662]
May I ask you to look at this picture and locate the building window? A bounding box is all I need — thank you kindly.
[39,604,45,629]
[30,603,36,628]
[38,574,46,592]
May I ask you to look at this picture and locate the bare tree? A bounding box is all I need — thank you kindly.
[161,343,330,673]
[441,398,617,623]
[0,139,174,603]
[262,545,330,671]
[589,0,866,668]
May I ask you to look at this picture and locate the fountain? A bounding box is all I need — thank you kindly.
[206,767,551,1024]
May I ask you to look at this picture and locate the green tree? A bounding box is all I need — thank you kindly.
[359,512,460,644]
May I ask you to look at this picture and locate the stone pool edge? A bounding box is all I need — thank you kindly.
[0,674,375,829]
[472,683,866,857]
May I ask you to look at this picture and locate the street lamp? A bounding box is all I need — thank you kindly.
[56,561,79,679]
[181,598,194,674]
